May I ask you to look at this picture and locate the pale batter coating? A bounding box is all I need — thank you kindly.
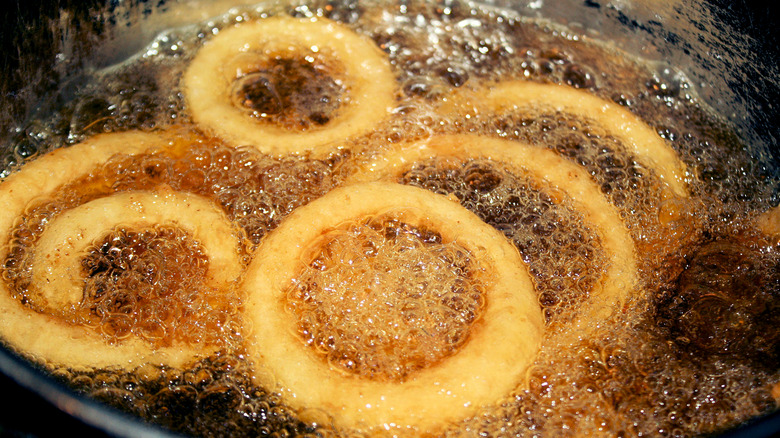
[29,190,241,316]
[0,132,242,370]
[349,134,638,322]
[243,182,543,432]
[758,205,780,237]
[453,81,689,198]
[183,16,396,155]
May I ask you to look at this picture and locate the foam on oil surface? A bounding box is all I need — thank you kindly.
[400,157,606,323]
[286,213,487,382]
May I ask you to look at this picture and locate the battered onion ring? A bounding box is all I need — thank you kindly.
[183,16,396,155]
[0,132,242,370]
[758,205,780,238]
[349,134,638,321]
[29,191,241,315]
[452,81,689,198]
[243,182,543,432]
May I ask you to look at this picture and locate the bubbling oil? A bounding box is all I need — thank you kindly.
[1,0,778,437]
[286,213,487,382]
[231,55,349,130]
[7,223,216,346]
[400,158,606,324]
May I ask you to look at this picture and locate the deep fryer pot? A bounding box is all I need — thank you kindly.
[0,0,778,436]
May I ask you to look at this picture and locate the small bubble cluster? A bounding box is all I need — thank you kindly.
[401,158,605,323]
[64,60,186,142]
[286,213,486,382]
[489,111,659,220]
[54,354,317,438]
[481,108,707,280]
[655,237,780,369]
[2,135,345,351]
[4,219,240,347]
[78,226,217,345]
[443,302,780,438]
[69,135,345,245]
[231,56,348,130]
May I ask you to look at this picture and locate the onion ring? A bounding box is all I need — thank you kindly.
[451,81,689,198]
[183,16,396,155]
[349,134,638,322]
[758,205,780,238]
[0,132,242,370]
[243,182,543,432]
[29,190,241,316]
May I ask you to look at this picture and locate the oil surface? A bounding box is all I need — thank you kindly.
[287,213,487,382]
[0,1,778,437]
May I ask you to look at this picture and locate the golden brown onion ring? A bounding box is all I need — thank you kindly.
[29,190,241,316]
[243,182,543,432]
[452,81,689,198]
[183,16,396,155]
[349,134,638,322]
[0,132,242,370]
[758,205,780,237]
